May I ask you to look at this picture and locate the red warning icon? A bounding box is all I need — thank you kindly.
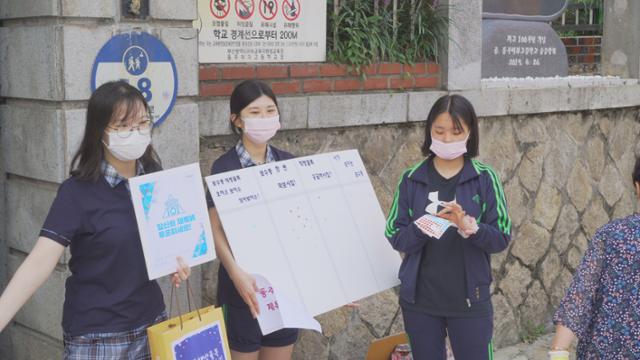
[282,0,300,21]
[259,0,278,21]
[210,0,230,19]
[235,0,255,20]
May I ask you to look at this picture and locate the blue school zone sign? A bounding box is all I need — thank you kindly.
[91,31,178,127]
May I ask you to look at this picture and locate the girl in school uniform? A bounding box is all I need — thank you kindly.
[385,94,511,360]
[0,81,190,360]
[207,80,298,360]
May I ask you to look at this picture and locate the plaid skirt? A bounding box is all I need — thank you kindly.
[63,311,167,360]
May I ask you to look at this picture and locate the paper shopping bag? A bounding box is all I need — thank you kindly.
[147,305,231,360]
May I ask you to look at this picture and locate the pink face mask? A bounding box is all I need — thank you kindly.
[242,115,281,144]
[429,133,469,160]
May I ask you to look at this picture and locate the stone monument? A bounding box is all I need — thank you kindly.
[482,0,569,78]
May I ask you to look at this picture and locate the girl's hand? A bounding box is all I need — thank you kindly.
[229,267,260,318]
[437,202,478,237]
[171,256,191,288]
[458,215,479,238]
[436,201,466,228]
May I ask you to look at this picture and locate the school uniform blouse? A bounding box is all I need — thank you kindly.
[553,213,640,359]
[40,161,164,336]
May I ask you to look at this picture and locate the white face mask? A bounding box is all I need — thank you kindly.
[102,128,151,161]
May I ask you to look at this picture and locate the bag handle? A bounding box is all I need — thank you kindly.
[168,279,202,329]
[186,279,202,322]
[168,282,184,329]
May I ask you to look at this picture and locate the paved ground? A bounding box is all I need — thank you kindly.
[442,333,576,360]
[493,334,577,360]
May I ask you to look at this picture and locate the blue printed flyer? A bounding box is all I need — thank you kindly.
[129,163,215,279]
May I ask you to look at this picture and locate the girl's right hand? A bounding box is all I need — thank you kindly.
[229,267,260,318]
[436,201,466,228]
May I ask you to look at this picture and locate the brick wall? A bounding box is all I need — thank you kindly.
[199,62,440,97]
[562,36,601,75]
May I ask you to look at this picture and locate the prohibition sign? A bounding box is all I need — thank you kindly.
[210,0,230,19]
[235,0,255,19]
[282,0,300,21]
[259,0,278,21]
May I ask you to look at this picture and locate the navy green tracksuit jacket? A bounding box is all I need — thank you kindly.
[385,157,511,307]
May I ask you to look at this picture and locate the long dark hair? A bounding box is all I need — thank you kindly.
[633,157,640,184]
[70,81,161,181]
[229,80,279,134]
[421,94,480,158]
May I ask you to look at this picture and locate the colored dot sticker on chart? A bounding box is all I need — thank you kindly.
[235,0,255,19]
[210,0,231,19]
[91,31,178,127]
[282,0,300,21]
[259,0,278,21]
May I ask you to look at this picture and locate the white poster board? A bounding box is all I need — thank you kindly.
[130,163,216,280]
[205,150,401,317]
[195,0,327,63]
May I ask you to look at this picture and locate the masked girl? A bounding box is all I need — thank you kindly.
[385,94,511,360]
[207,80,298,360]
[0,81,190,359]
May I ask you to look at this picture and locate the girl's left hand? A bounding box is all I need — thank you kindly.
[458,215,479,237]
[171,256,191,288]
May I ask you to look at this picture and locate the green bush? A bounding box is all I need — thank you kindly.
[327,0,449,72]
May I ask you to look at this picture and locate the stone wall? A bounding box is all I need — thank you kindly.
[0,99,10,358]
[200,106,640,358]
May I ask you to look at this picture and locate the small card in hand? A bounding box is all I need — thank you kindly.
[414,214,452,239]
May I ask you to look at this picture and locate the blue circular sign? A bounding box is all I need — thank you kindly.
[91,32,178,127]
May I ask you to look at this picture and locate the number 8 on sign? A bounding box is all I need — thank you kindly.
[137,78,152,102]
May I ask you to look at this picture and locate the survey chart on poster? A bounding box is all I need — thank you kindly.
[205,150,401,316]
[130,163,216,280]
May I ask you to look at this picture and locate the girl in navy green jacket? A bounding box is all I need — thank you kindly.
[385,94,511,360]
